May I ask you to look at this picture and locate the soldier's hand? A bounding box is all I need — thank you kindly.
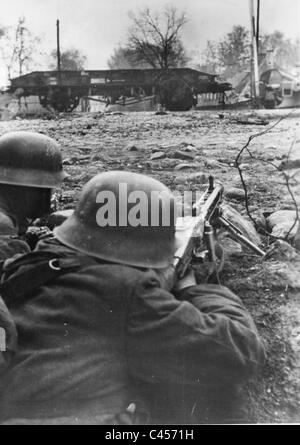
[24,226,53,250]
[154,266,177,292]
[175,269,197,291]
[33,210,73,230]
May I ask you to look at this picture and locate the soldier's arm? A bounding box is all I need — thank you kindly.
[0,236,30,262]
[127,270,265,385]
[0,296,17,373]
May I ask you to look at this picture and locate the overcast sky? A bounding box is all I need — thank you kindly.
[0,0,299,86]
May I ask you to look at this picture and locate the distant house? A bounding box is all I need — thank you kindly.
[260,67,300,108]
[226,51,300,109]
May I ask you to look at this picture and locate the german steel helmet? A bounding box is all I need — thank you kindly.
[54,171,177,268]
[0,132,64,188]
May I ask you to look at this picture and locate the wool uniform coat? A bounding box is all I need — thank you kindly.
[0,209,30,261]
[0,238,265,424]
[0,209,29,375]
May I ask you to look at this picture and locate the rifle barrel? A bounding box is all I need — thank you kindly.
[217,216,265,256]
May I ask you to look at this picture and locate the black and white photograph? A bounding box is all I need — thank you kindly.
[0,0,299,427]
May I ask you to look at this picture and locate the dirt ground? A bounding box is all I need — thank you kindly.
[0,108,299,424]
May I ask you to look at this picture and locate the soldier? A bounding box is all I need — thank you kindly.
[0,295,16,379]
[0,171,265,425]
[0,131,65,378]
[0,131,65,260]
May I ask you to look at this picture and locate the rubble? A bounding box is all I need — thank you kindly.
[173,150,195,161]
[257,261,300,290]
[150,151,166,161]
[224,187,247,200]
[188,172,207,182]
[219,234,243,256]
[278,159,300,171]
[254,211,269,232]
[267,210,299,240]
[182,144,197,152]
[62,158,73,166]
[127,144,139,151]
[174,176,189,185]
[264,240,300,261]
[151,147,164,153]
[160,159,179,169]
[238,163,250,170]
[205,158,222,169]
[295,225,300,251]
[220,203,261,246]
[233,116,269,126]
[174,163,201,171]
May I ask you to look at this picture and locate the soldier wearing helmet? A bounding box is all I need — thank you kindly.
[0,131,65,260]
[0,131,65,378]
[0,171,265,425]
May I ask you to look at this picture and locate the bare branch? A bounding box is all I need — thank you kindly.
[125,6,188,69]
[0,16,42,79]
[235,109,298,242]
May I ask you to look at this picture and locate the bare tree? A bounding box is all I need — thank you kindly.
[49,48,87,70]
[198,26,300,81]
[126,6,189,69]
[259,31,300,69]
[0,16,42,80]
[107,46,152,69]
[191,41,220,74]
[217,26,251,78]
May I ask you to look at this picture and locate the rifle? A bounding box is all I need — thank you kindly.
[173,176,265,281]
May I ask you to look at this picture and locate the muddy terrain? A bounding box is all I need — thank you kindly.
[0,108,299,423]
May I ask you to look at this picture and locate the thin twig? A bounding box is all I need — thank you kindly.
[235,109,298,241]
[282,171,300,240]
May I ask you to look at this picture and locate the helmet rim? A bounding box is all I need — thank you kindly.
[54,214,176,269]
[0,167,67,188]
[0,131,64,188]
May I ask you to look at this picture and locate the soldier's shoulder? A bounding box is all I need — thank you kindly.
[0,211,16,236]
[36,237,160,289]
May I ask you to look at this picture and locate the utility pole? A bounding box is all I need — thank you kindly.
[56,19,61,73]
[256,0,260,52]
[249,0,260,100]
